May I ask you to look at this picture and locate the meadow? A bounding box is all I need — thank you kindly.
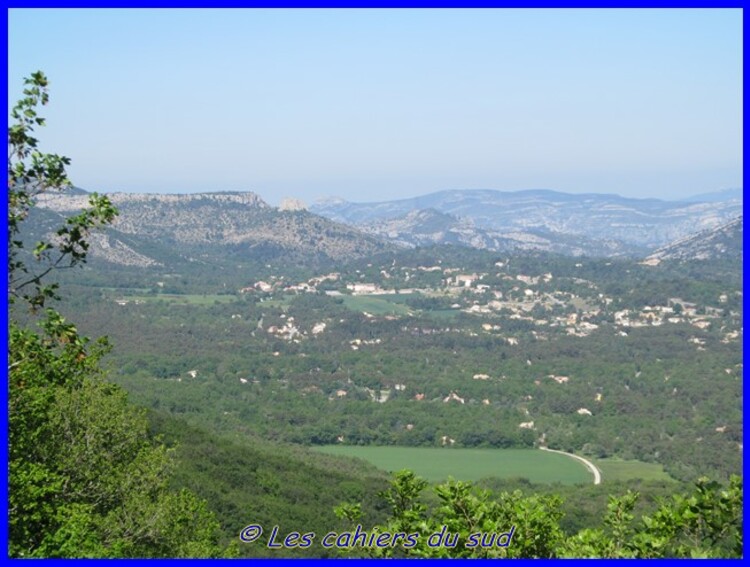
[116,293,240,305]
[593,458,675,483]
[340,294,413,316]
[313,446,593,485]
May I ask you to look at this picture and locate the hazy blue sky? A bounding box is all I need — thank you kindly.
[8,8,742,205]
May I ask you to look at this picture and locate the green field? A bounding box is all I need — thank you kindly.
[368,292,420,304]
[593,458,675,483]
[259,295,294,309]
[313,446,593,485]
[424,308,461,319]
[116,293,240,305]
[96,286,153,293]
[341,295,413,316]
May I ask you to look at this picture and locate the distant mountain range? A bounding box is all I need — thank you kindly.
[681,187,743,203]
[351,207,645,257]
[29,187,742,269]
[311,188,742,255]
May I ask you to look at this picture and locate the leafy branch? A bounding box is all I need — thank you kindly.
[8,71,117,311]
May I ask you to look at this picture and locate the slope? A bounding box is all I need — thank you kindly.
[311,188,742,250]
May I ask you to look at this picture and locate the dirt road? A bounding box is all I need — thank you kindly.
[539,446,602,485]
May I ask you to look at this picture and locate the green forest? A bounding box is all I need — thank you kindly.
[7,73,743,558]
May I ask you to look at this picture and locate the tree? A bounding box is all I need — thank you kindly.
[8,72,233,558]
[8,72,116,310]
[335,470,565,558]
[561,476,742,558]
[339,470,742,558]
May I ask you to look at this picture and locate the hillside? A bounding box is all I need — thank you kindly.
[311,188,742,252]
[33,190,392,269]
[647,216,743,262]
[30,188,741,270]
[146,411,389,558]
[360,208,645,257]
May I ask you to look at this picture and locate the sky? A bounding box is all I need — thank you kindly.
[7,8,743,206]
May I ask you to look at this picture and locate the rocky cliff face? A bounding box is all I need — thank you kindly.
[33,190,391,267]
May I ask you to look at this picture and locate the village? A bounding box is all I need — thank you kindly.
[239,258,739,349]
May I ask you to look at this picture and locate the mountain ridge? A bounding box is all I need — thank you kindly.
[310,188,742,251]
[31,187,742,268]
[33,189,392,268]
[647,216,743,262]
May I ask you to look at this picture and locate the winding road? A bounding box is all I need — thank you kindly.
[539,447,602,485]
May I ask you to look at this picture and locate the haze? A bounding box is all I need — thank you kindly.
[7,8,742,205]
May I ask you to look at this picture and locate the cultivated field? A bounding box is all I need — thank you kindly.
[108,292,241,305]
[340,295,413,316]
[313,446,593,484]
[593,458,675,483]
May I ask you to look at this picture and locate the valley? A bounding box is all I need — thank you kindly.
[55,241,741,485]
[17,187,743,558]
[8,8,742,556]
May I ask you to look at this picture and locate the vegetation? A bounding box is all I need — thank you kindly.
[314,446,592,484]
[146,411,390,558]
[333,470,742,558]
[8,73,231,558]
[8,73,742,558]
[340,294,413,316]
[60,274,740,484]
[593,458,674,483]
